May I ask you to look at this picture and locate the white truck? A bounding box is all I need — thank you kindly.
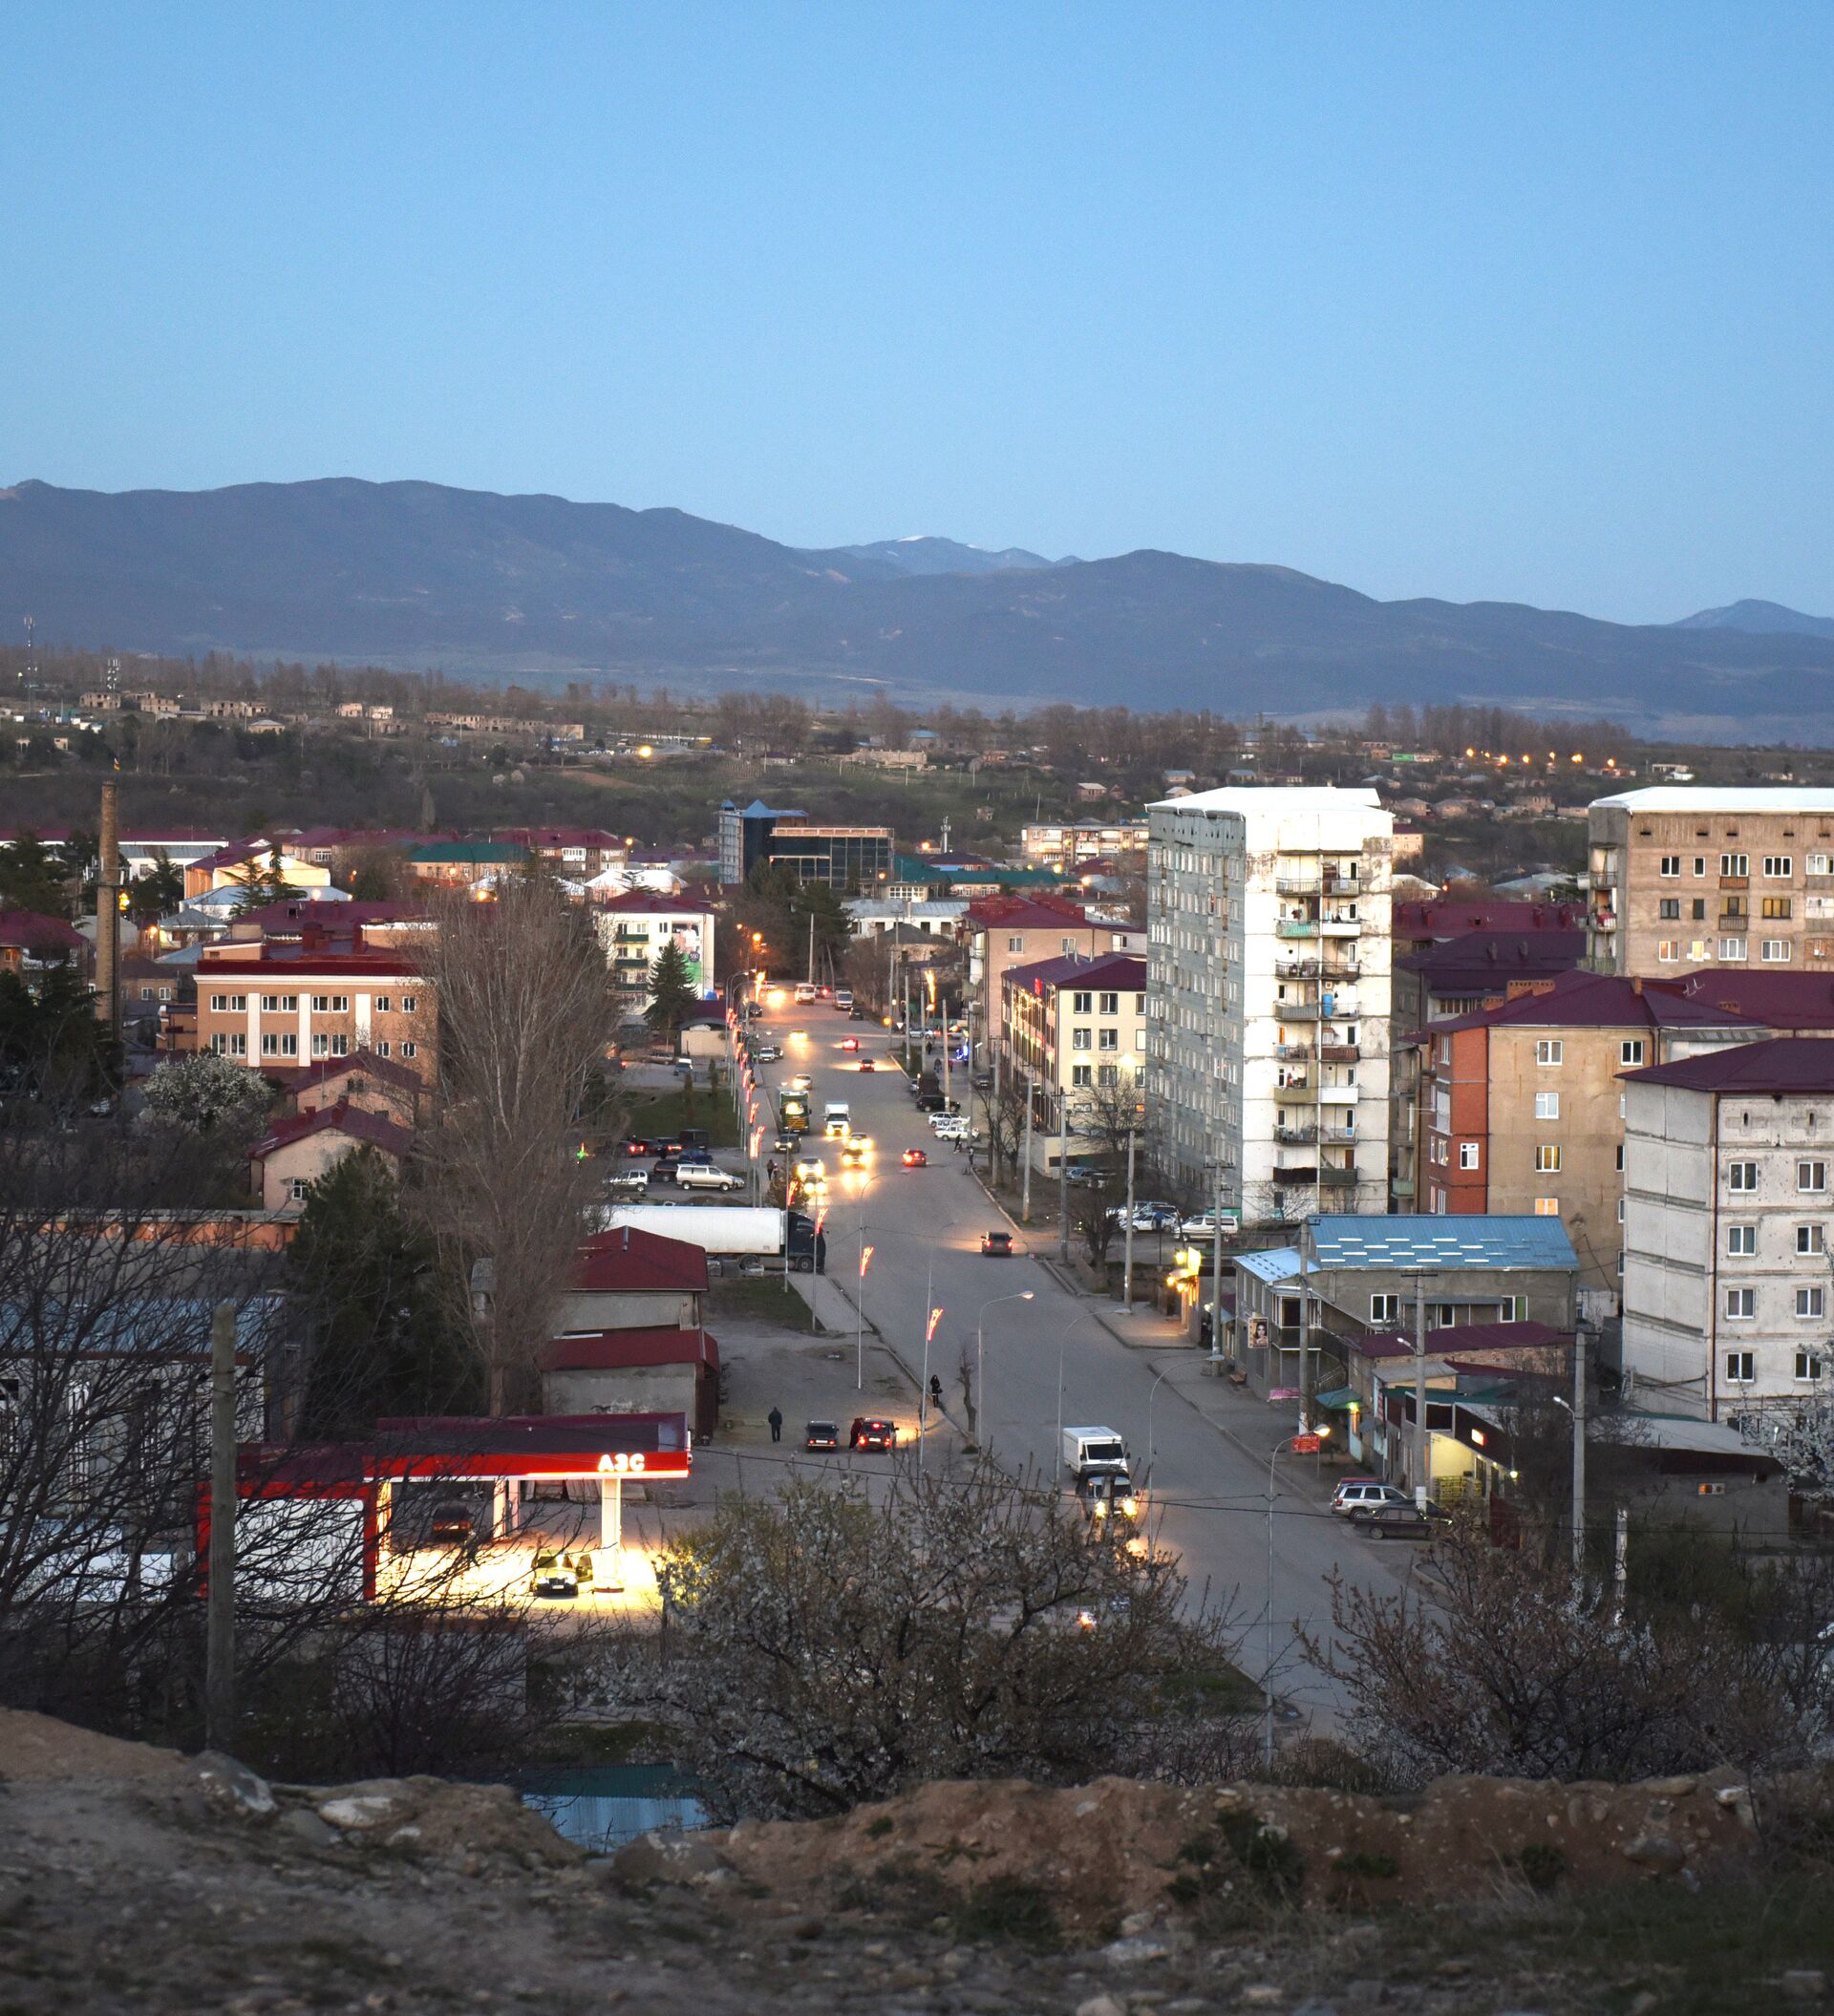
[822,1100,851,1138]
[1061,1425,1130,1479]
[597,1202,827,1272]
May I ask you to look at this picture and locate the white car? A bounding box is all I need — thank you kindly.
[675,1163,745,1193]
[930,1116,970,1138]
[1181,1211,1226,1241]
[1331,1480,1412,1517]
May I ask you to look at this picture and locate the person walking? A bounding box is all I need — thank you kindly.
[767,1405,783,1444]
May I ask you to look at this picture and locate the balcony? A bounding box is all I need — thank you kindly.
[1322,958,1362,981]
[1319,1163,1358,1188]
[1319,1043,1360,1064]
[1279,1002,1323,1022]
[1274,876,1322,896]
[1317,1082,1359,1103]
[1276,957,1322,978]
[1276,919,1318,939]
[1720,875,1750,890]
[1271,1163,1317,1186]
[1391,1177,1416,1199]
[1273,1077,1313,1100]
[1320,1123,1359,1143]
[1591,912,1617,932]
[1274,1122,1317,1143]
[1273,1042,1313,1060]
[1319,918,1363,938]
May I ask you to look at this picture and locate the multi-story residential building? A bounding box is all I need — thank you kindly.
[1587,788,1834,977]
[181,840,335,902]
[494,828,629,879]
[716,799,893,888]
[1621,1039,1834,1419]
[591,891,716,1025]
[1018,820,1149,873]
[844,898,968,940]
[997,951,1147,1174]
[403,840,530,885]
[1147,787,1394,1220]
[193,928,433,1083]
[960,893,1141,1071]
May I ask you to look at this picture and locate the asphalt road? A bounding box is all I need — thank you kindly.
[747,999,1421,1726]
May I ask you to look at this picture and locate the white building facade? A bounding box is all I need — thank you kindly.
[1146,787,1394,1220]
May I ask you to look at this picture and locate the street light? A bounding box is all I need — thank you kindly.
[975,1289,1034,1450]
[1145,1368,1167,1490]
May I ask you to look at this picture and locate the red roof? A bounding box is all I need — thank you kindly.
[571,1225,710,1296]
[1394,899,1586,943]
[1624,1036,1834,1095]
[1001,950,1147,996]
[1655,970,1834,1032]
[267,1047,421,1093]
[247,1099,415,1163]
[235,899,428,934]
[0,909,86,953]
[544,1326,719,1372]
[495,828,626,850]
[196,946,421,976]
[1431,967,1771,1036]
[964,892,1090,930]
[592,889,711,915]
[1399,929,1586,993]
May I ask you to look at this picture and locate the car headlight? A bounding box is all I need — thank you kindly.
[1092,1500,1108,1517]
[1120,1498,1138,1517]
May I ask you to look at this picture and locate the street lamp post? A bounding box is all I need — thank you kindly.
[1145,1368,1167,1489]
[975,1289,1034,1451]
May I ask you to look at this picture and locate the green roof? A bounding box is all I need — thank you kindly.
[408,841,529,864]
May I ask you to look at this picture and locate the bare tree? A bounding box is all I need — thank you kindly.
[413,879,615,1412]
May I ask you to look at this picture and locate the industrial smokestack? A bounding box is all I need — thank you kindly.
[96,780,119,1036]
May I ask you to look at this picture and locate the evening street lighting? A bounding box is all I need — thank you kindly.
[975,1290,1034,1450]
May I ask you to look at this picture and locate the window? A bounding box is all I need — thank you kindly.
[1535,1039,1564,1067]
[401,1040,417,1060]
[1658,855,1681,877]
[1799,1224,1825,1256]
[1098,991,1119,1014]
[1616,1144,1625,1171]
[1721,853,1749,878]
[1762,897,1793,921]
[1620,1039,1646,1066]
[1071,1064,1092,1087]
[1720,938,1747,961]
[1007,935,1024,952]
[1798,1160,1826,1192]
[330,1034,350,1057]
[1535,1145,1562,1172]
[288,1179,310,1204]
[374,995,393,1013]
[209,993,226,1013]
[1459,1141,1481,1170]
[1692,899,1707,920]
[310,1034,329,1058]
[1071,1028,1091,1050]
[1534,1092,1560,1120]
[1725,1350,1756,1384]
[1694,857,1707,877]
[1617,1197,1626,1222]
[1762,940,1792,963]
[1726,1288,1756,1320]
[1534,1197,1561,1216]
[1071,991,1093,1013]
[1656,941,1680,963]
[1797,1349,1824,1382]
[400,994,417,1013]
[1097,1028,1119,1051]
[1764,856,1793,878]
[1811,854,1834,876]
[375,1041,392,1058]
[1430,1303,1456,1329]
[1728,1161,1759,1192]
[211,1032,247,1058]
[1798,1287,1825,1321]
[1658,899,1680,920]
[1727,1224,1757,1256]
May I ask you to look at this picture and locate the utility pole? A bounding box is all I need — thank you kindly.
[1210,1158,1226,1354]
[806,909,815,987]
[1264,1441,1277,1769]
[1570,1324,1588,1578]
[96,780,120,1040]
[1613,1506,1629,1623]
[1412,1273,1429,1506]
[1020,1070,1034,1222]
[1121,1129,1138,1311]
[1057,1090,1070,1264]
[205,1300,239,1751]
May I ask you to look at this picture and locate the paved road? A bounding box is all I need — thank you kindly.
[747,1001,1423,1726]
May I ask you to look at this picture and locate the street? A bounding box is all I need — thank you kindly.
[741,996,1423,1725]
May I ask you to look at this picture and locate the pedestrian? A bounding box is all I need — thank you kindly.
[767,1405,783,1444]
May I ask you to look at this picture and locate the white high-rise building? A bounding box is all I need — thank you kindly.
[1146,787,1394,1221]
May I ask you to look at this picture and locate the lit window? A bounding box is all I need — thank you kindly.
[1535,1145,1562,1172]
[1656,942,1679,963]
[1533,1198,1560,1216]
[1762,898,1792,921]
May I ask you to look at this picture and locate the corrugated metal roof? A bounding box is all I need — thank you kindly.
[1235,1245,1303,1284]
[1309,1215,1577,1271]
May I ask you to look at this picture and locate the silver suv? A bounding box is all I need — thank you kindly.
[1331,1479,1412,1517]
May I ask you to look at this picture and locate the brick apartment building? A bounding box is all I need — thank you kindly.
[194,925,433,1082]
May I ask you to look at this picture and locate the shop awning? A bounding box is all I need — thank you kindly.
[1315,1385,1359,1411]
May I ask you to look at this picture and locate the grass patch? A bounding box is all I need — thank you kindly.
[520,1719,663,1766]
[950,1878,1061,1951]
[705,1276,815,1331]
[625,1085,740,1148]
[1512,1841,1568,1893]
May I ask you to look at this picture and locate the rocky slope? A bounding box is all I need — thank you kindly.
[1,1708,1828,2013]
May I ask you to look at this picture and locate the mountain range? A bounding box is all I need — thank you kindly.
[4,476,1833,738]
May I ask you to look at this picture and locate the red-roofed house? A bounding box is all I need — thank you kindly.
[962,892,1140,1060]
[561,1226,708,1333]
[999,950,1148,1174]
[267,1048,423,1124]
[542,1326,719,1437]
[0,909,88,978]
[246,1100,414,1212]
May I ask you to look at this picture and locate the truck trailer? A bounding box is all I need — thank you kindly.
[597,1202,826,1272]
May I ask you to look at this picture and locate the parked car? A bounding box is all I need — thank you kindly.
[981,1230,1015,1257]
[804,1420,841,1452]
[970,1071,993,1092]
[650,1155,682,1181]
[622,1135,656,1157]
[1352,1504,1437,1539]
[605,1169,650,1197]
[1331,1479,1412,1518]
[850,1416,897,1451]
[530,1552,579,1600]
[427,1502,476,1546]
[902,1148,928,1167]
[677,1163,745,1193]
[1181,1210,1230,1241]
[1064,1165,1109,1189]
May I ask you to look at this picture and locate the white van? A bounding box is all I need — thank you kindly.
[676,1163,745,1194]
[794,982,818,1004]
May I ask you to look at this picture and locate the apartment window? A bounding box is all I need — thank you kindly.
[1430,1303,1457,1329]
[1656,942,1679,963]
[1098,1028,1119,1051]
[1658,899,1680,920]
[1811,854,1833,876]
[1071,1028,1092,1050]
[1658,855,1681,877]
[1726,1288,1756,1320]
[288,1179,310,1204]
[259,1033,298,1058]
[1534,1197,1561,1216]
[1098,991,1119,1014]
[1762,940,1792,963]
[1534,1092,1559,1120]
[1007,936,1023,952]
[1728,1161,1759,1192]
[401,1040,417,1060]
[212,1032,246,1058]
[1796,1350,1824,1382]
[1060,938,1077,955]
[1725,1350,1756,1384]
[373,1041,391,1058]
[1762,898,1793,921]
[1369,1294,1401,1324]
[310,1034,329,1058]
[1694,857,1707,877]
[1720,938,1747,961]
[1727,1224,1757,1256]
[330,1035,350,1057]
[1071,991,1093,1013]
[1459,1141,1480,1170]
[1721,853,1749,877]
[374,995,393,1013]
[1798,1287,1825,1321]
[1799,1223,1825,1256]
[1692,899,1707,920]
[1763,856,1793,878]
[1535,1039,1564,1066]
[1535,1145,1562,1173]
[1616,1144,1625,1171]
[1798,1160,1827,1192]
[209,994,227,1013]
[400,994,417,1013]
[1620,1039,1646,1066]
[260,993,297,1013]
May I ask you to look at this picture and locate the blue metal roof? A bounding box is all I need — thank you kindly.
[1235,1245,1303,1285]
[1308,1215,1577,1272]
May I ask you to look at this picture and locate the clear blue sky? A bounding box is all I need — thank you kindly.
[3,3,1828,622]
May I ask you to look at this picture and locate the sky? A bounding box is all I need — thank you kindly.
[2,3,1829,623]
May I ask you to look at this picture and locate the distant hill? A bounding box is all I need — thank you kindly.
[1674,598,1834,642]
[816,536,1077,578]
[7,476,1834,738]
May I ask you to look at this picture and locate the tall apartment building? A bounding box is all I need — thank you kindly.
[1147,787,1394,1220]
[1587,789,1834,977]
[1621,1040,1834,1419]
[591,890,716,1026]
[193,930,433,1083]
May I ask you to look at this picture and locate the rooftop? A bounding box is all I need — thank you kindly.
[247,1100,415,1163]
[1431,967,1771,1036]
[267,1047,421,1093]
[1307,1215,1579,1272]
[1623,1036,1834,1095]
[1399,928,1587,993]
[963,892,1090,929]
[1590,788,1834,813]
[1393,898,1587,941]
[1235,1245,1304,1286]
[0,909,87,952]
[1001,950,1148,996]
[570,1224,709,1296]
[1148,785,1386,818]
